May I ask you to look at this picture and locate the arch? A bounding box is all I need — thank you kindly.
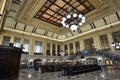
[33,59,42,70]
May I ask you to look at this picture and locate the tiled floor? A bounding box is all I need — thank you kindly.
[18,67,120,80]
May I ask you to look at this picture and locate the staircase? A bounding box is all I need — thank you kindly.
[66,51,81,60]
[66,48,120,61]
[96,49,120,61]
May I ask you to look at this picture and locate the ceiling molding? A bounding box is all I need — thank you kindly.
[3,0,120,41]
[4,27,61,42]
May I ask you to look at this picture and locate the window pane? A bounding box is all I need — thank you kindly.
[13,38,21,47]
[84,38,94,49]
[2,36,10,46]
[69,43,73,55]
[64,45,67,50]
[57,45,60,56]
[112,31,120,50]
[84,38,94,53]
[112,31,120,41]
[100,34,109,49]
[34,41,43,53]
[52,44,56,56]
[23,39,29,52]
[64,45,68,55]
[75,41,80,52]
[46,43,50,55]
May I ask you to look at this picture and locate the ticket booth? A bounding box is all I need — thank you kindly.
[0,45,22,80]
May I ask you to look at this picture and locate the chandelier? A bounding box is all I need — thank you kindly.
[111,40,120,50]
[59,50,65,56]
[61,9,86,32]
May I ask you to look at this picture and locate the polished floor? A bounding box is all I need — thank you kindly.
[18,67,120,80]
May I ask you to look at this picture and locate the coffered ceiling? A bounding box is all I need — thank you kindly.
[35,0,95,27]
[3,0,120,41]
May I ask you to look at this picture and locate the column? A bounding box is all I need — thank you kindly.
[29,38,34,55]
[79,41,81,51]
[10,36,14,43]
[0,34,3,44]
[0,0,7,31]
[67,44,70,55]
[20,37,24,50]
[55,44,57,56]
[62,46,65,52]
[50,43,52,56]
[42,39,46,56]
[61,43,64,50]
[61,43,65,56]
[107,33,115,51]
[73,42,76,54]
[20,38,24,45]
[80,40,85,51]
[0,0,7,15]
[93,35,101,50]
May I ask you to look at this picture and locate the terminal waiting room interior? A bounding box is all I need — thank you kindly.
[0,0,120,80]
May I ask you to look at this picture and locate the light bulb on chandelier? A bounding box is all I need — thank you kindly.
[70,25,78,32]
[61,9,86,32]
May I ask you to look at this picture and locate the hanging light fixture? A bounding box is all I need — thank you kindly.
[111,38,120,50]
[59,50,65,56]
[61,9,86,32]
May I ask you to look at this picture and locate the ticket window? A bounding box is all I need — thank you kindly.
[20,61,27,66]
[105,60,113,65]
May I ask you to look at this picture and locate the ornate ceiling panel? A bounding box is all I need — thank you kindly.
[35,0,95,28]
